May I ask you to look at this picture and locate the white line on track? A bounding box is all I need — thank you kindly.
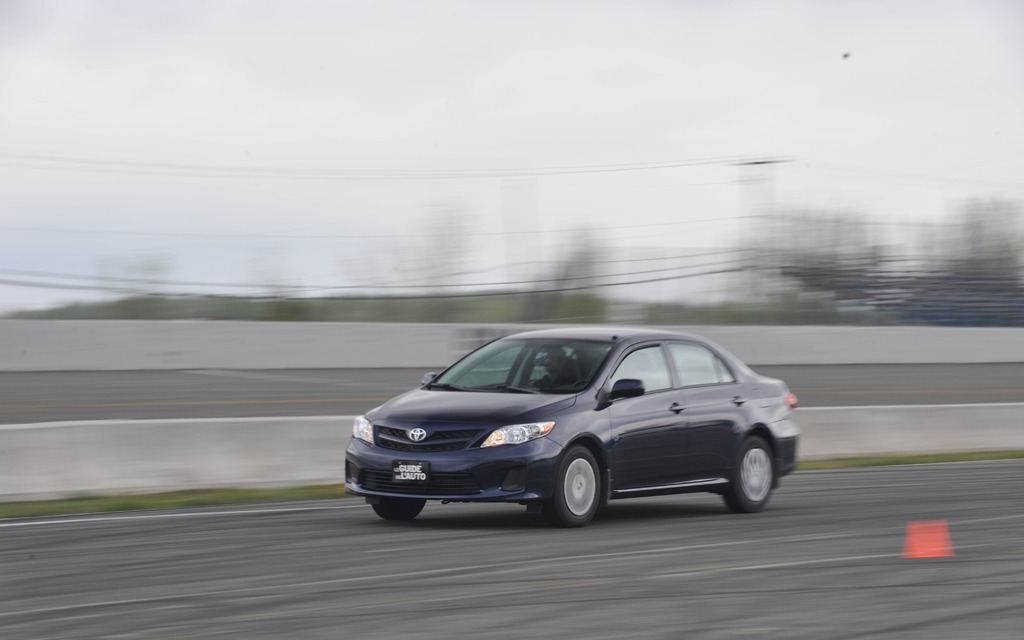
[179,369,413,390]
[652,552,898,579]
[798,401,1024,410]
[366,546,422,553]
[799,458,1024,473]
[0,503,367,528]
[0,416,347,430]
[179,370,350,385]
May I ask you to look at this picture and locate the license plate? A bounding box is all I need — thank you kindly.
[392,460,430,483]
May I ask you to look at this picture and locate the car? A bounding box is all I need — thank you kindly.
[345,327,799,527]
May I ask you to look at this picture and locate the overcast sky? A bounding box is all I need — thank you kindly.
[1,0,1022,310]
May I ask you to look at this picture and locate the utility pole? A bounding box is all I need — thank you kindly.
[734,158,791,311]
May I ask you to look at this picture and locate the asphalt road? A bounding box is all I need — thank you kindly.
[2,460,1022,639]
[2,363,1024,424]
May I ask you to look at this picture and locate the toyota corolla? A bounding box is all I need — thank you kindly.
[345,327,799,527]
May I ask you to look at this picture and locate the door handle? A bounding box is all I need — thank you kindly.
[669,402,686,414]
[732,396,747,406]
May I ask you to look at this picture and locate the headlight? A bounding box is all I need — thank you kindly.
[353,416,373,445]
[481,421,555,448]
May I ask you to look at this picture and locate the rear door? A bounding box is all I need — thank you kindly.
[665,342,746,480]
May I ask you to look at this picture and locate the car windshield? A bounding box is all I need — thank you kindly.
[432,338,614,394]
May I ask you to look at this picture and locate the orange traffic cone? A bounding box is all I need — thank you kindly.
[902,520,954,558]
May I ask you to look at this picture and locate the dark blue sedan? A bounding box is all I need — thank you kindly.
[345,327,799,527]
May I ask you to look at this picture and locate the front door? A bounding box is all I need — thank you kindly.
[607,345,689,489]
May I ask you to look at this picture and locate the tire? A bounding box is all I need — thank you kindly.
[723,436,775,514]
[543,445,601,528]
[371,497,426,521]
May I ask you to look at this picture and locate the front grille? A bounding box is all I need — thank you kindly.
[427,429,480,440]
[378,440,465,452]
[375,425,484,452]
[360,469,481,495]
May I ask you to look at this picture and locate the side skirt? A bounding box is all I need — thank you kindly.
[610,477,728,500]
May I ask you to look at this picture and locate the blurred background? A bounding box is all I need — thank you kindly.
[2,0,1022,326]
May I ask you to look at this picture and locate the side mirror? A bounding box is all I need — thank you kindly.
[421,372,438,386]
[608,378,645,400]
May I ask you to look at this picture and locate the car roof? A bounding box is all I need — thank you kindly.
[500,326,710,346]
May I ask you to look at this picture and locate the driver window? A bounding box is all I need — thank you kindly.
[610,346,671,392]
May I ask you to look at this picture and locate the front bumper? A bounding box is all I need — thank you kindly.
[345,437,564,503]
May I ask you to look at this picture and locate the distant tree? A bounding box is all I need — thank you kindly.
[941,198,1022,281]
[525,226,606,322]
[774,201,1024,326]
[416,202,473,287]
[408,202,475,321]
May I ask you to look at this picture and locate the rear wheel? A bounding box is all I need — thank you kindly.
[371,497,426,521]
[543,446,600,528]
[723,436,774,513]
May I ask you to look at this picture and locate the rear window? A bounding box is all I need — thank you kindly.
[666,342,735,386]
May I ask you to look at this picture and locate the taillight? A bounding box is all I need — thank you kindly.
[784,393,798,410]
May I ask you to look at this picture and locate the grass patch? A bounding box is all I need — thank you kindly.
[0,484,348,520]
[799,449,1024,470]
[3,451,1024,519]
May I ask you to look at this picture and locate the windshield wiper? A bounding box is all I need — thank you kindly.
[488,384,541,394]
[426,382,466,391]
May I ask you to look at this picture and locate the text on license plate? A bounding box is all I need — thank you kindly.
[392,460,430,482]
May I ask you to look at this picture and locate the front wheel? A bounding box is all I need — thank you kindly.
[723,436,775,513]
[543,446,600,528]
[371,497,426,521]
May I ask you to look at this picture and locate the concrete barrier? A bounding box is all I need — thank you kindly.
[796,403,1024,459]
[3,406,1023,501]
[3,320,1024,371]
[0,320,460,371]
[0,417,347,501]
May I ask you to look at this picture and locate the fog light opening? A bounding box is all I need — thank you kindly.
[501,466,527,492]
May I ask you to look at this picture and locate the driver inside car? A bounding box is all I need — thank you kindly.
[539,348,580,389]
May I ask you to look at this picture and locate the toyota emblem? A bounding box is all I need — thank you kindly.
[409,428,427,442]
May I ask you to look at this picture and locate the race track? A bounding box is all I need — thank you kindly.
[3,460,1023,639]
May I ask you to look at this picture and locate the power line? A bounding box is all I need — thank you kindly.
[334,248,749,290]
[0,268,269,290]
[324,248,749,289]
[0,278,129,293]
[0,215,757,240]
[0,265,744,299]
[0,257,748,295]
[286,258,752,295]
[810,162,1024,190]
[300,266,750,301]
[0,153,771,181]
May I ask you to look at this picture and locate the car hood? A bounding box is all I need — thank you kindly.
[368,388,578,427]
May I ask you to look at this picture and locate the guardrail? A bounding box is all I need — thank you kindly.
[4,406,1023,502]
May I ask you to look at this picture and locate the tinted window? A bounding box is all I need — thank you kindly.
[667,343,735,386]
[450,342,521,388]
[435,338,613,393]
[610,346,672,392]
